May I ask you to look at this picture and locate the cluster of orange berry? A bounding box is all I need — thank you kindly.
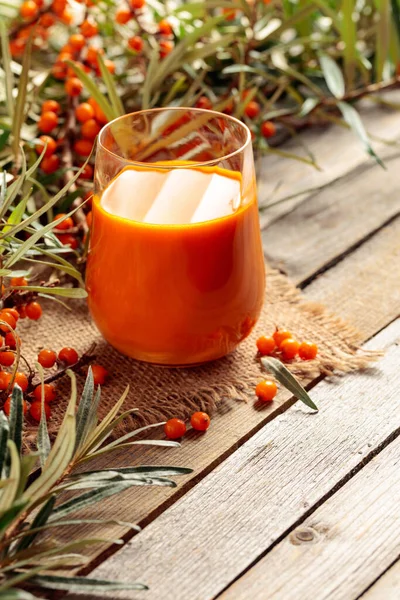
[254,329,318,403]
[164,412,211,440]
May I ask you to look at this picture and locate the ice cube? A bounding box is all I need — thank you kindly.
[190,173,241,223]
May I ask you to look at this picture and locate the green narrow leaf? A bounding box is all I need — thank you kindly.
[1,152,27,220]
[391,0,400,48]
[5,187,31,229]
[97,52,124,117]
[16,496,56,553]
[8,384,24,457]
[0,20,14,119]
[0,587,43,599]
[74,367,94,452]
[298,97,319,117]
[0,499,28,533]
[0,440,21,513]
[261,357,319,411]
[70,466,193,479]
[11,285,87,298]
[11,34,33,158]
[338,101,385,168]
[374,0,390,82]
[0,410,10,475]
[36,364,50,469]
[30,575,148,592]
[319,53,345,99]
[16,454,38,498]
[66,61,115,121]
[341,0,357,89]
[48,483,135,520]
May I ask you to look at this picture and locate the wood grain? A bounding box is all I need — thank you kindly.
[258,96,400,228]
[360,561,400,599]
[262,151,400,285]
[67,319,400,600]
[221,433,400,600]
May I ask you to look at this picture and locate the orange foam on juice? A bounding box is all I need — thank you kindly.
[86,163,265,365]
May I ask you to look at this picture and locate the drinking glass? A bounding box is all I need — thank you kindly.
[86,108,265,366]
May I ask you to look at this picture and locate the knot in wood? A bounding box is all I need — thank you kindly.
[290,527,317,545]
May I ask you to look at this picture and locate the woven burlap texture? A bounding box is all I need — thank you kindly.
[19,264,376,445]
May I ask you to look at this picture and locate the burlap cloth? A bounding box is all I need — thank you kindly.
[19,264,377,445]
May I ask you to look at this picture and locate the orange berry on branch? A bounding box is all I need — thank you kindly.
[4,396,28,417]
[91,364,108,385]
[51,0,66,15]
[39,13,56,28]
[78,163,93,180]
[33,0,45,7]
[69,33,85,51]
[116,8,131,24]
[245,100,260,119]
[190,411,211,431]
[158,19,172,36]
[35,135,57,157]
[81,118,101,141]
[128,36,143,52]
[0,372,12,391]
[56,233,79,249]
[255,379,277,402]
[41,154,60,174]
[25,301,42,320]
[273,329,292,347]
[298,341,318,360]
[159,39,173,58]
[5,332,20,350]
[280,338,300,360]
[2,309,19,322]
[30,401,51,421]
[261,121,276,138]
[38,349,57,368]
[164,418,186,440]
[74,138,93,156]
[58,346,79,365]
[0,352,15,367]
[80,19,98,38]
[130,0,145,9]
[53,213,73,231]
[17,306,27,319]
[33,383,57,403]
[86,46,104,66]
[52,62,68,80]
[60,8,73,24]
[256,336,276,356]
[75,102,95,123]
[93,103,108,125]
[222,7,236,20]
[20,0,38,19]
[65,77,83,97]
[9,39,25,57]
[14,373,28,393]
[0,312,17,332]
[10,277,28,287]
[38,111,58,134]
[196,96,212,110]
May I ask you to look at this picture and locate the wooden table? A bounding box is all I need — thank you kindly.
[70,100,400,600]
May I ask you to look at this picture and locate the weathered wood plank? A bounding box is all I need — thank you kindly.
[360,561,400,599]
[258,96,400,228]
[262,151,400,285]
[67,319,400,600]
[58,215,400,574]
[221,433,400,600]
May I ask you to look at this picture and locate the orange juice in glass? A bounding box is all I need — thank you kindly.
[86,108,265,366]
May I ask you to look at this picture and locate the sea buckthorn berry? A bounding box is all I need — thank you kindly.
[256,336,276,356]
[0,313,17,332]
[280,338,300,360]
[58,347,79,365]
[75,102,95,123]
[190,411,210,432]
[78,163,93,180]
[52,61,68,80]
[53,213,73,230]
[17,305,27,319]
[20,0,38,19]
[128,36,143,52]
[38,349,57,368]
[2,308,19,321]
[159,39,173,58]
[245,100,261,119]
[255,379,277,402]
[130,0,145,9]
[14,373,28,393]
[65,77,83,97]
[10,39,25,57]
[61,8,73,24]
[222,7,236,20]
[74,139,93,156]
[86,46,103,66]
[0,352,15,367]
[299,341,318,361]
[30,401,51,421]
[40,13,56,27]
[261,121,276,139]
[69,33,85,51]
[116,8,131,24]
[164,418,186,440]
[196,96,212,110]
[91,364,109,385]
[158,19,172,35]
[11,276,28,287]
[80,19,98,38]
[35,135,57,157]
[0,372,12,391]
[103,59,116,74]
[51,0,66,15]
[93,104,108,125]
[273,329,292,347]
[33,383,57,403]
[5,332,20,350]
[26,301,42,320]
[38,111,58,133]
[56,233,79,249]
[4,396,28,416]
[41,155,60,174]
[81,118,101,140]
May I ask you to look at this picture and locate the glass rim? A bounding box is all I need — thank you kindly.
[97,107,252,169]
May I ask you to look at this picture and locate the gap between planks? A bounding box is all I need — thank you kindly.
[57,201,400,578]
[66,318,400,600]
